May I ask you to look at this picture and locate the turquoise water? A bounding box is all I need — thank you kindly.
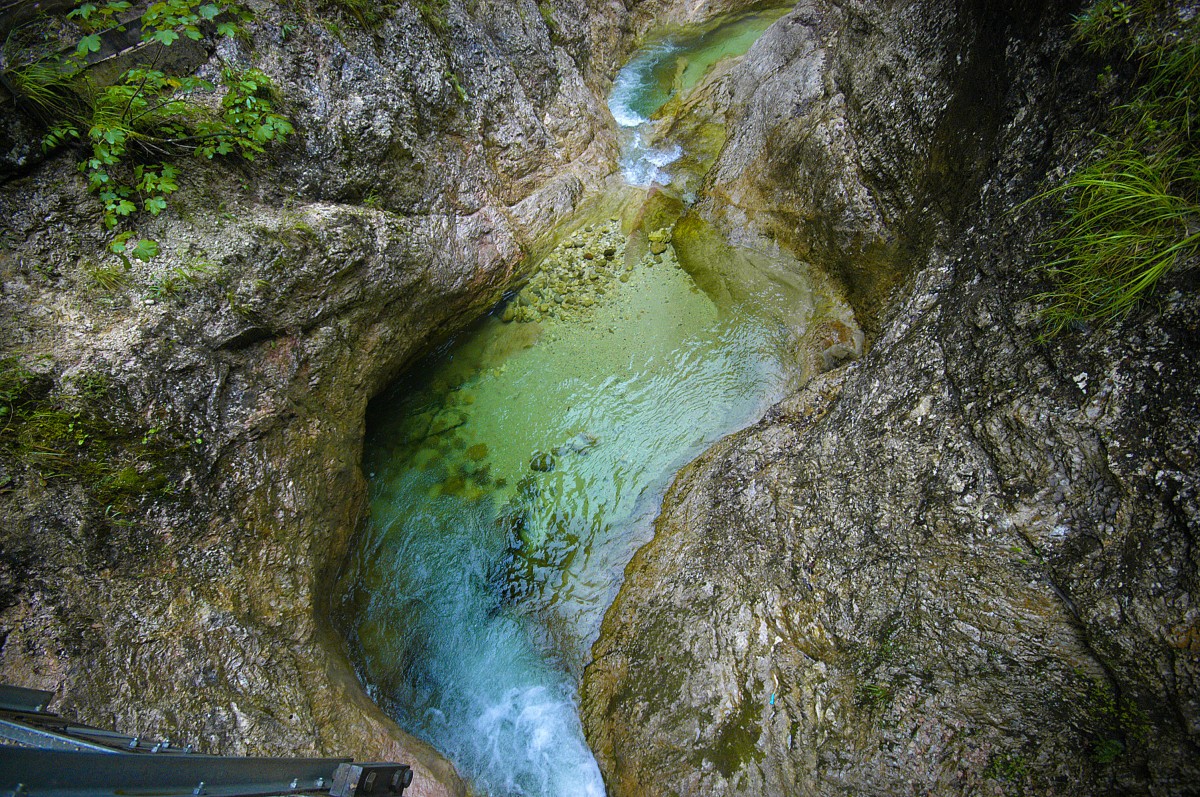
[609,9,790,186]
[339,10,802,796]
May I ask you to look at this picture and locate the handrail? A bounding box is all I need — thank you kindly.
[0,684,414,797]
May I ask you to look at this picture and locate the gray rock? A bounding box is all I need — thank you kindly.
[0,0,631,791]
[530,451,556,472]
[583,1,1200,795]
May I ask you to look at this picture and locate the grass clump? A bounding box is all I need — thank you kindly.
[1033,5,1199,335]
[984,751,1029,784]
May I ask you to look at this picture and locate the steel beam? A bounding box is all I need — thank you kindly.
[0,747,351,797]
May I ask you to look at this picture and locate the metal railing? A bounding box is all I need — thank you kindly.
[0,685,414,797]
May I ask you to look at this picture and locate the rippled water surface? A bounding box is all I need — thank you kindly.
[340,10,799,796]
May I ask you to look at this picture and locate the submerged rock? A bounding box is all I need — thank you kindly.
[529,451,557,472]
[555,432,599,456]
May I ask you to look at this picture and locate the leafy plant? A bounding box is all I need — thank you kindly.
[5,1,289,263]
[194,67,295,160]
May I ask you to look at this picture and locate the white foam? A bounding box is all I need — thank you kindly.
[621,138,683,188]
[469,686,606,797]
[608,41,684,187]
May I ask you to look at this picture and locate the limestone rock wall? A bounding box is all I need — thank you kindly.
[0,0,628,792]
[582,1,1200,794]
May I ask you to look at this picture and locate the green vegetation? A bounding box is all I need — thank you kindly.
[1033,3,1198,335]
[147,259,216,300]
[444,68,467,102]
[85,260,131,292]
[0,358,184,511]
[1093,737,1125,764]
[415,0,450,34]
[983,751,1028,785]
[857,681,892,708]
[321,0,393,28]
[1077,672,1150,766]
[4,1,292,263]
[694,696,764,778]
[538,1,559,39]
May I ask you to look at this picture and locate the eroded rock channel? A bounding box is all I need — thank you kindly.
[1,0,1197,796]
[335,12,856,794]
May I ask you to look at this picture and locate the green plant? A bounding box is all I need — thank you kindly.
[1093,737,1125,764]
[5,1,289,264]
[6,58,86,122]
[1073,0,1136,54]
[1034,143,1199,333]
[0,358,36,428]
[415,0,449,33]
[330,0,386,27]
[69,0,246,49]
[148,258,215,300]
[857,682,891,708]
[444,69,468,103]
[320,18,344,39]
[984,751,1028,783]
[1033,9,1199,335]
[86,261,131,291]
[538,1,558,37]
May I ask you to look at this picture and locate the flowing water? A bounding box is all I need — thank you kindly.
[609,10,789,187]
[339,9,801,796]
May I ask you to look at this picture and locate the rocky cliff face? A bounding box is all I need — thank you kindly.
[0,0,628,792]
[583,1,1200,794]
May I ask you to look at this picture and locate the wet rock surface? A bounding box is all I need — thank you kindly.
[583,0,1200,795]
[0,0,629,791]
[505,220,686,325]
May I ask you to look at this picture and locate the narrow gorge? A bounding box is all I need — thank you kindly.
[1,0,1197,796]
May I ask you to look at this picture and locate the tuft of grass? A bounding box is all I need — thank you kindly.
[147,260,214,302]
[1093,737,1125,764]
[415,0,449,33]
[857,682,892,708]
[1072,0,1136,55]
[86,262,131,292]
[6,58,87,123]
[1034,143,1199,334]
[538,0,559,38]
[1033,8,1199,335]
[984,751,1029,783]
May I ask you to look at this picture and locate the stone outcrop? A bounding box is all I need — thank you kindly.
[0,0,628,792]
[583,1,1200,794]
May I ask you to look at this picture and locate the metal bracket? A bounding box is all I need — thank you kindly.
[330,763,413,797]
